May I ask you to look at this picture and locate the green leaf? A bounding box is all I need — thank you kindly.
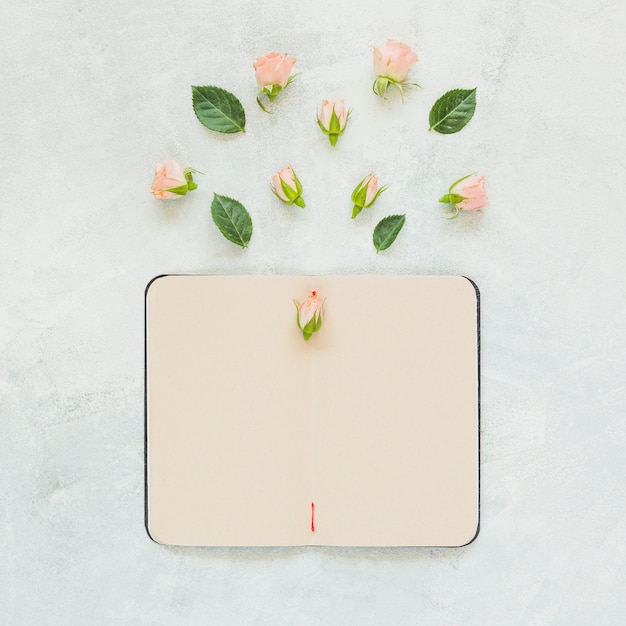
[429,88,477,134]
[210,193,253,248]
[373,214,406,253]
[192,85,246,134]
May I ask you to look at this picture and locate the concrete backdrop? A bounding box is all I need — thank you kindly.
[1,0,625,623]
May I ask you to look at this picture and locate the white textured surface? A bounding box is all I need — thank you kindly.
[1,0,625,623]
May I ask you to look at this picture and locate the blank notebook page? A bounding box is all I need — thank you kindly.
[146,275,479,547]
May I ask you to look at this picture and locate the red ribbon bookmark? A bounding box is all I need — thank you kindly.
[311,502,315,532]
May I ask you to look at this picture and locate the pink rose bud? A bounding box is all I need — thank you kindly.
[439,174,489,218]
[271,166,306,208]
[293,291,324,341]
[253,52,297,112]
[316,99,350,146]
[372,40,420,100]
[350,174,388,218]
[151,159,198,200]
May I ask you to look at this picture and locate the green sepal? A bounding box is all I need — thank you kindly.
[293,300,301,329]
[285,73,300,87]
[387,79,410,104]
[329,108,341,134]
[444,206,461,220]
[256,93,271,114]
[373,76,389,97]
[165,184,188,196]
[439,173,475,205]
[293,300,302,330]
[351,177,369,206]
[183,168,199,191]
[448,173,475,192]
[279,177,299,203]
[302,314,322,337]
[293,171,303,195]
[272,185,305,208]
[256,85,283,113]
[317,109,351,145]
[439,193,466,204]
[373,76,421,102]
[256,76,299,114]
[266,84,283,102]
[352,204,363,219]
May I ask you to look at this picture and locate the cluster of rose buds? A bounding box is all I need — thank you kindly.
[251,41,420,143]
[151,40,421,198]
[151,41,488,223]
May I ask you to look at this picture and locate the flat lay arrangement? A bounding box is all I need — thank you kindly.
[150,39,489,254]
[8,0,623,620]
[145,38,484,547]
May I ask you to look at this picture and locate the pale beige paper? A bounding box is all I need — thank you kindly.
[146,275,478,547]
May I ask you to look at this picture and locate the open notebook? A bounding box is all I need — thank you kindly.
[145,275,479,547]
